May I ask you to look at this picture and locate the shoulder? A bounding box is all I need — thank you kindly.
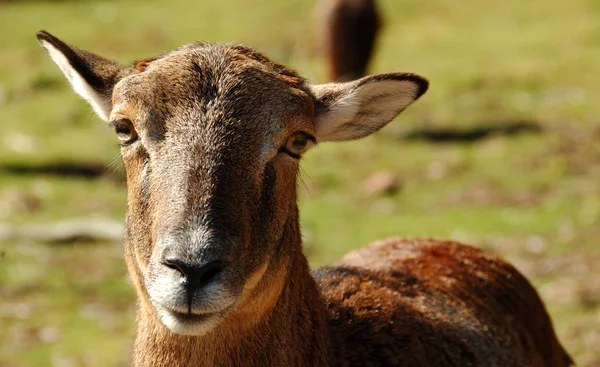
[311,238,561,367]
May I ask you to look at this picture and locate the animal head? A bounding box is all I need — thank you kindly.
[37,30,428,336]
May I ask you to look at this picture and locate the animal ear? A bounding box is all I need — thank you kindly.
[310,73,429,142]
[36,30,125,121]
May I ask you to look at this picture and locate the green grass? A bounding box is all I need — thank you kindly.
[1,0,599,365]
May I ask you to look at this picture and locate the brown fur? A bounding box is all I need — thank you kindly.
[317,238,573,366]
[318,0,381,81]
[37,30,572,367]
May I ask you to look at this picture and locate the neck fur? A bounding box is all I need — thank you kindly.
[130,211,335,367]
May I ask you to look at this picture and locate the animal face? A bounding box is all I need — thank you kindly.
[37,30,428,336]
[113,44,317,335]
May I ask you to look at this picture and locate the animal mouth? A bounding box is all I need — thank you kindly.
[156,303,235,336]
[167,309,217,324]
[161,302,233,319]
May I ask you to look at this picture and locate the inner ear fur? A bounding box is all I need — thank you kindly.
[36,30,126,121]
[310,73,429,142]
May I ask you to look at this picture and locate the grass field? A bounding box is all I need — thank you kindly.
[1,0,599,365]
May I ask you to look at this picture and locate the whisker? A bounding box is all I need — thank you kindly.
[106,153,125,182]
[298,166,314,197]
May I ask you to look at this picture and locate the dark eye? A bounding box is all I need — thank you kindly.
[112,119,138,146]
[281,132,315,158]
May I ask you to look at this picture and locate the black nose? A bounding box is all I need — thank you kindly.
[163,258,225,291]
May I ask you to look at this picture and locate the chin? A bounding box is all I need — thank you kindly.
[157,307,223,336]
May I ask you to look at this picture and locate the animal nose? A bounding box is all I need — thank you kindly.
[163,258,225,290]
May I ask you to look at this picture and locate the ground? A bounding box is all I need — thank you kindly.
[0,0,598,365]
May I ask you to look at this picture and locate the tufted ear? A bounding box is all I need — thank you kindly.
[309,73,429,142]
[36,30,125,121]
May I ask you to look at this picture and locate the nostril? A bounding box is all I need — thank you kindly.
[162,258,225,290]
[198,260,224,284]
[163,258,188,276]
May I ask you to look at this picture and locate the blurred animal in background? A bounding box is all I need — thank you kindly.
[317,0,381,81]
[38,30,572,367]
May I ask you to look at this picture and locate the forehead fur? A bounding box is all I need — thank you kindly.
[113,43,312,125]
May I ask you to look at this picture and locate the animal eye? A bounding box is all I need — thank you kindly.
[281,132,315,158]
[112,119,138,146]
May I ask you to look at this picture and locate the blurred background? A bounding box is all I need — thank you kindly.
[0,0,599,365]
